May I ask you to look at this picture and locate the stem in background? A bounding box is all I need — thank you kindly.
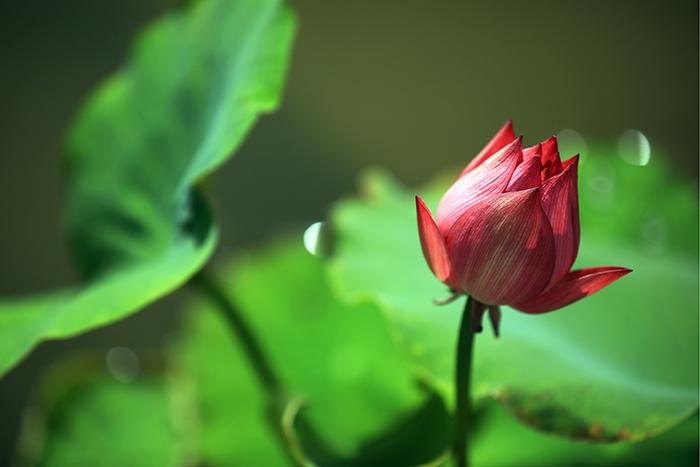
[453,296,476,467]
[192,272,281,394]
[191,272,313,466]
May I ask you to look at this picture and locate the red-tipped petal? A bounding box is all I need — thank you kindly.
[437,138,522,233]
[539,158,580,286]
[416,196,451,282]
[540,136,559,163]
[562,154,579,170]
[444,188,555,305]
[461,120,517,176]
[513,266,632,314]
[523,143,542,160]
[540,136,563,178]
[506,157,542,192]
[551,158,563,174]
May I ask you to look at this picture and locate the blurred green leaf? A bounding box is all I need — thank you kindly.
[578,147,699,257]
[16,357,184,467]
[471,403,698,467]
[0,233,214,376]
[64,0,295,277]
[328,149,699,441]
[0,0,295,378]
[172,238,449,465]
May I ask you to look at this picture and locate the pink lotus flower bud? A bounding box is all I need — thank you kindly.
[416,120,631,314]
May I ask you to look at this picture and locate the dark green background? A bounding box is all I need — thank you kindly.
[0,0,697,463]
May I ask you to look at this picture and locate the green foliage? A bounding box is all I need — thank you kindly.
[0,0,295,378]
[16,236,697,467]
[578,147,699,257]
[328,150,699,441]
[16,358,184,467]
[64,0,295,277]
[0,241,212,377]
[172,239,448,465]
[471,403,699,467]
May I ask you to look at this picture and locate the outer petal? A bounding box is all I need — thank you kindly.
[506,157,542,192]
[460,120,516,175]
[562,154,579,170]
[539,155,580,287]
[513,266,632,314]
[416,196,451,282]
[444,188,555,305]
[437,138,522,233]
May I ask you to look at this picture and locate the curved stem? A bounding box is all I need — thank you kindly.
[192,272,281,394]
[191,272,321,466]
[453,296,476,467]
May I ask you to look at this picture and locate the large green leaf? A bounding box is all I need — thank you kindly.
[328,148,699,441]
[172,238,449,465]
[471,403,698,467]
[0,0,295,378]
[16,357,185,467]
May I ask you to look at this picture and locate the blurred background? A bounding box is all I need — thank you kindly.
[0,0,697,463]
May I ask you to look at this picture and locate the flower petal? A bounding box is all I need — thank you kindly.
[513,266,632,314]
[540,136,560,165]
[415,196,451,282]
[506,157,542,192]
[561,154,579,170]
[523,143,542,160]
[540,136,563,179]
[539,155,580,287]
[437,138,522,233]
[460,120,516,176]
[444,188,555,305]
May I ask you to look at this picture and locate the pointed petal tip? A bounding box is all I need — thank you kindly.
[460,120,518,176]
[542,135,558,148]
[499,135,523,153]
[523,185,540,195]
[523,142,542,158]
[507,135,524,156]
[513,266,632,314]
[416,196,452,282]
[561,154,580,174]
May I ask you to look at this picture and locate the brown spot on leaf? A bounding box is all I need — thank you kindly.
[588,423,604,439]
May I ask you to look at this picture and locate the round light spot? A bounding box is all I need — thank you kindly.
[617,129,651,166]
[106,347,140,383]
[640,216,667,255]
[585,159,617,211]
[303,221,324,256]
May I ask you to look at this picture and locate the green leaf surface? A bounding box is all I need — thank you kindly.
[172,238,448,465]
[16,357,184,467]
[0,0,295,378]
[469,403,699,467]
[0,234,214,377]
[328,148,699,441]
[64,0,295,276]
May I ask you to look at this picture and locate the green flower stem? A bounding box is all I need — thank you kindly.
[192,271,335,467]
[192,271,281,394]
[453,296,476,467]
